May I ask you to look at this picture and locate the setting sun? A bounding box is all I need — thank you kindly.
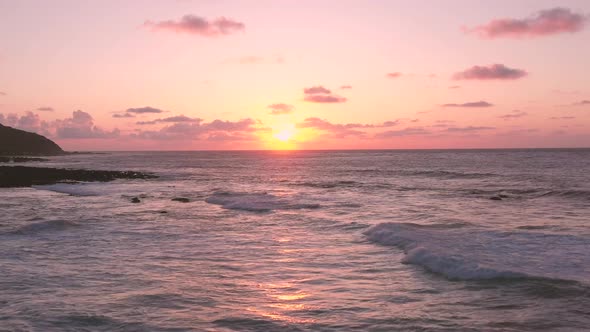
[273,125,296,142]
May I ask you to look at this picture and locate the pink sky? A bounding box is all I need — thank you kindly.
[0,0,589,150]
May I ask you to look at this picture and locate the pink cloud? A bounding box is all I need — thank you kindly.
[137,115,201,125]
[446,126,495,132]
[573,100,590,106]
[303,85,347,103]
[340,85,352,89]
[386,72,402,78]
[375,127,430,138]
[298,117,399,138]
[126,106,165,114]
[113,113,135,118]
[466,8,588,39]
[54,110,120,139]
[36,107,55,112]
[304,95,347,103]
[1,110,118,139]
[133,118,258,140]
[304,86,331,95]
[144,15,245,37]
[499,110,528,120]
[268,103,294,115]
[550,116,576,120]
[442,101,493,108]
[453,64,527,80]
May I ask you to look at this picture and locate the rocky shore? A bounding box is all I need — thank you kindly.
[0,166,157,188]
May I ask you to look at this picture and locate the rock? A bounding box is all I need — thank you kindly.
[158,210,168,214]
[0,166,157,188]
[0,123,64,155]
[130,197,141,203]
[489,196,502,201]
[171,197,190,203]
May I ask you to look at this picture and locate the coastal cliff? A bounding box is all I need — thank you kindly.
[0,123,64,155]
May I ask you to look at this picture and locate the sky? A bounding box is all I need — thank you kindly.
[0,0,589,150]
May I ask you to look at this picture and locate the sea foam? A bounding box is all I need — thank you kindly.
[365,223,590,283]
[205,191,320,212]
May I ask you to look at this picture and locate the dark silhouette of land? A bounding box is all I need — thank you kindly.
[0,166,156,188]
[0,123,64,155]
[0,123,156,187]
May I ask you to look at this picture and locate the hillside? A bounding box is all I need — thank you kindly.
[0,124,64,155]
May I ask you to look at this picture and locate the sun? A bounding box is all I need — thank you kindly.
[273,125,296,142]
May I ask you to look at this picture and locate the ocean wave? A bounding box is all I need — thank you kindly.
[294,180,360,189]
[404,169,496,179]
[32,183,106,196]
[365,223,590,283]
[466,188,590,201]
[9,219,79,235]
[205,191,321,212]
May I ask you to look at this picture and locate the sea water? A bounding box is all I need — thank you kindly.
[1,149,589,331]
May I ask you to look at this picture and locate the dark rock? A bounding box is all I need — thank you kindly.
[158,210,168,214]
[130,197,141,203]
[0,166,157,188]
[489,196,502,201]
[0,123,64,155]
[171,197,190,203]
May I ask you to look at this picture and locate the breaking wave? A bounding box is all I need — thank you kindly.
[205,191,321,212]
[32,183,107,196]
[9,219,79,235]
[365,223,590,283]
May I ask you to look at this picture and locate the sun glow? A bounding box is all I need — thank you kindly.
[273,125,296,142]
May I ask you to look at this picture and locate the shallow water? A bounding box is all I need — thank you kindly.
[1,150,589,331]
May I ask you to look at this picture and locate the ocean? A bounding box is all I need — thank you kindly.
[1,149,589,331]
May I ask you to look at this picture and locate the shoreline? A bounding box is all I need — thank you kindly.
[0,165,157,188]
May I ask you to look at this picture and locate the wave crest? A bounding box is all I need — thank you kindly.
[365,223,590,283]
[205,191,320,212]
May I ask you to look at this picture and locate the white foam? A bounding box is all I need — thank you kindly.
[205,191,320,212]
[32,183,124,196]
[365,223,590,282]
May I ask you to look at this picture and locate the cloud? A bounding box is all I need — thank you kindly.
[304,95,347,103]
[499,110,528,120]
[113,113,135,118]
[550,116,576,120]
[36,107,54,112]
[126,106,165,114]
[572,100,590,106]
[303,85,347,103]
[55,110,119,139]
[268,103,294,115]
[0,91,6,96]
[449,85,461,89]
[453,64,527,80]
[0,111,50,135]
[466,8,588,39]
[134,118,257,141]
[144,15,245,37]
[442,101,494,108]
[297,117,398,138]
[431,120,456,128]
[137,115,201,125]
[340,85,352,89]
[375,127,430,138]
[446,126,495,132]
[304,86,331,95]
[386,72,402,78]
